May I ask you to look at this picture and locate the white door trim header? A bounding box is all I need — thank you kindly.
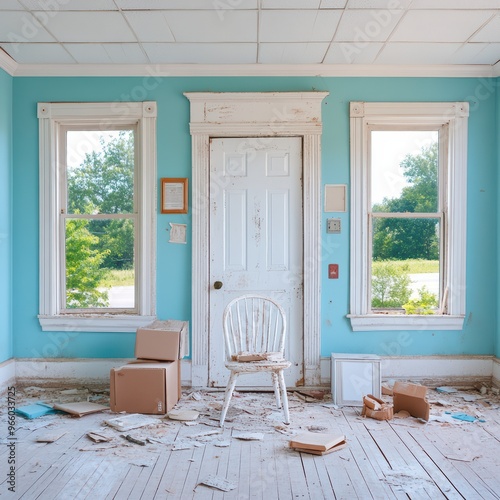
[185,91,329,388]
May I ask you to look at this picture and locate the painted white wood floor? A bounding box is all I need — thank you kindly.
[1,388,499,499]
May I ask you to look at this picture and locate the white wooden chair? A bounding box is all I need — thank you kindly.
[219,294,291,426]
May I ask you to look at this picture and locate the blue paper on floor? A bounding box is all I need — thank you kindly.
[15,403,58,419]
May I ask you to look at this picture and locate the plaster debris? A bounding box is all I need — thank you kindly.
[105,414,159,432]
[198,474,237,492]
[232,431,265,441]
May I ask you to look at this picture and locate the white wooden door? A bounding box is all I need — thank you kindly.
[209,137,303,388]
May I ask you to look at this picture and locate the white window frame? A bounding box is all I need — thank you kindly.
[38,102,157,332]
[349,102,468,331]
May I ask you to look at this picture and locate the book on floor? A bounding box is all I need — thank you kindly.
[289,432,347,453]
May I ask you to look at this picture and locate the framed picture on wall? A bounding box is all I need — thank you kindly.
[161,178,188,214]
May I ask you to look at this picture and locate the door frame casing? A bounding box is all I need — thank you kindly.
[184,92,329,388]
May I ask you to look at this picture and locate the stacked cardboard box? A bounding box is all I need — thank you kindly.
[110,320,189,415]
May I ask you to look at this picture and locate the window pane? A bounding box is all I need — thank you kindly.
[371,131,439,213]
[65,218,135,309]
[371,218,440,314]
[67,130,134,215]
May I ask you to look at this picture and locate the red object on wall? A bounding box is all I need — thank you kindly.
[328,264,339,279]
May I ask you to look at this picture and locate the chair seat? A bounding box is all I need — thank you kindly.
[225,359,292,372]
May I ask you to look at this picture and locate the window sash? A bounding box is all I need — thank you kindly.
[38,102,157,332]
[348,102,468,331]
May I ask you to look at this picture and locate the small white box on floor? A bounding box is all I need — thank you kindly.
[331,353,381,406]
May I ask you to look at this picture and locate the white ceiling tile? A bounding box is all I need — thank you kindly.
[467,43,500,64]
[391,10,495,42]
[334,9,404,42]
[471,14,500,42]
[375,43,461,64]
[320,0,348,8]
[142,42,256,63]
[64,43,148,64]
[260,10,342,42]
[324,41,382,63]
[0,0,25,9]
[0,42,74,63]
[346,0,412,8]
[262,0,320,8]
[19,0,118,9]
[0,12,55,42]
[139,11,257,43]
[116,0,257,9]
[258,42,329,63]
[40,12,136,42]
[411,0,500,9]
[123,12,175,42]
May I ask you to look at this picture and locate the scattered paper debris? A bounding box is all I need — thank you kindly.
[105,414,159,432]
[214,440,231,447]
[307,425,328,432]
[188,391,203,401]
[87,432,112,443]
[435,386,457,394]
[199,474,237,492]
[232,431,265,441]
[187,429,222,440]
[36,432,66,443]
[167,409,199,421]
[121,434,146,446]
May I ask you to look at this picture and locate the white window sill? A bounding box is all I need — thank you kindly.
[38,315,156,332]
[348,315,465,331]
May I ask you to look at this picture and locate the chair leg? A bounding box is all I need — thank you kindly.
[271,371,282,409]
[220,371,239,427]
[277,370,290,425]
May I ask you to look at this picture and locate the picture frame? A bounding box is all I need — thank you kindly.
[161,178,188,214]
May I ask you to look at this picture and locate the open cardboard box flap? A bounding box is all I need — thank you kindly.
[393,381,430,421]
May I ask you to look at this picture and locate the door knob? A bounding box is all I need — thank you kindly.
[214,281,223,290]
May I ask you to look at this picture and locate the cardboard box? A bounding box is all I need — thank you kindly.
[393,381,430,421]
[135,320,189,361]
[110,361,180,415]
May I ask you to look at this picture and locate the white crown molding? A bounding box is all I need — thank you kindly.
[0,50,18,76]
[10,62,499,78]
[493,60,500,77]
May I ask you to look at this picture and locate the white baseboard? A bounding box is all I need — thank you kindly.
[14,358,192,388]
[321,355,495,388]
[2,356,497,390]
[0,359,16,392]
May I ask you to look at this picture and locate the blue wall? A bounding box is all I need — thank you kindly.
[0,69,12,363]
[497,76,500,359]
[11,76,498,360]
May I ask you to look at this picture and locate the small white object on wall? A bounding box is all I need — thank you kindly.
[169,223,187,244]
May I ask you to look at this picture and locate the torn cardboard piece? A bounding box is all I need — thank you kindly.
[52,402,108,417]
[361,394,393,421]
[230,352,283,362]
[393,382,430,421]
